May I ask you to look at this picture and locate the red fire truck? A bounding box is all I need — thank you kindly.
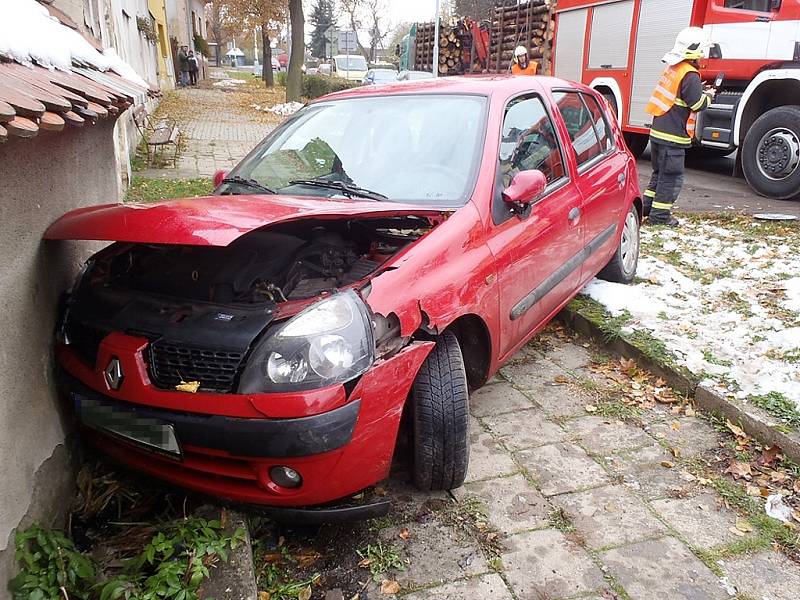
[552,0,800,200]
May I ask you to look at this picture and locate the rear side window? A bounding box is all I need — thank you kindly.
[582,93,614,152]
[553,91,604,166]
[499,95,566,188]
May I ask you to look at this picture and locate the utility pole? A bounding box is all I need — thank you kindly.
[432,0,441,77]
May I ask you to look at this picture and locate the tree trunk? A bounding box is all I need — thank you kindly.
[262,26,274,87]
[287,0,304,102]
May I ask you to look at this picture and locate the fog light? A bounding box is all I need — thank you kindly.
[269,465,302,488]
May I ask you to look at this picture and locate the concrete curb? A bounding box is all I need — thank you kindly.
[560,307,800,463]
[200,510,258,600]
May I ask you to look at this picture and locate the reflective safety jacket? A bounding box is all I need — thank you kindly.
[511,61,538,76]
[645,62,711,147]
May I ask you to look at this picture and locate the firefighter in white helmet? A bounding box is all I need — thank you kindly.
[511,45,538,76]
[643,27,714,227]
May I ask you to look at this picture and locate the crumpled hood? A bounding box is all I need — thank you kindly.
[44,194,446,247]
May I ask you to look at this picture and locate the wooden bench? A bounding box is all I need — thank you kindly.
[133,105,180,166]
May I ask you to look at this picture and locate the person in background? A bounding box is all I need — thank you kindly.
[188,50,199,86]
[511,46,538,76]
[643,27,714,227]
[178,45,189,87]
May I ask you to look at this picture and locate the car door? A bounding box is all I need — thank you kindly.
[552,90,627,283]
[486,93,585,361]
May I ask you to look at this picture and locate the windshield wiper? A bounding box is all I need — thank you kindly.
[220,176,275,194]
[287,179,388,201]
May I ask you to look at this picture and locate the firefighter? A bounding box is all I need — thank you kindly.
[511,46,538,76]
[643,27,714,226]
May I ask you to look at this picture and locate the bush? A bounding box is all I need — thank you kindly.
[275,71,288,86]
[302,74,360,99]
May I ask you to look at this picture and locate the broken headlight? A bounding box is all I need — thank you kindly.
[239,290,375,392]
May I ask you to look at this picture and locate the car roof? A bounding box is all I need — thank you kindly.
[318,74,592,102]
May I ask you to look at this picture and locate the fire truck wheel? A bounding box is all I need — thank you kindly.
[623,132,649,159]
[411,330,470,491]
[598,204,640,284]
[742,106,800,200]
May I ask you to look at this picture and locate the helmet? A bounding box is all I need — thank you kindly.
[663,27,712,66]
[514,45,528,62]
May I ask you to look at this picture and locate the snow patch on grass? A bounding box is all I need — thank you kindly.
[580,217,800,414]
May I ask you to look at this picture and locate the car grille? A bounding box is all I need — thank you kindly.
[147,341,245,393]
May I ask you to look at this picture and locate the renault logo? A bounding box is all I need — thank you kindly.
[104,357,124,390]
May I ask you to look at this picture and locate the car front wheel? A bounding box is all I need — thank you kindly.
[598,205,640,284]
[411,330,470,491]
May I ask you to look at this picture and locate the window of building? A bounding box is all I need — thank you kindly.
[723,0,771,11]
[499,95,566,189]
[552,91,604,167]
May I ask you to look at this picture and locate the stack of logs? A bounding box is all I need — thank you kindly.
[488,0,555,74]
[413,19,478,76]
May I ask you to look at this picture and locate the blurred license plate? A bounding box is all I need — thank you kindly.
[75,394,182,458]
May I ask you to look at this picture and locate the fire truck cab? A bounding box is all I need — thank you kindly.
[553,0,800,200]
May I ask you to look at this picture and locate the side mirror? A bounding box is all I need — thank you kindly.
[213,169,227,187]
[503,170,547,207]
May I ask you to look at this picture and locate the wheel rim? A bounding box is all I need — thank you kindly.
[620,210,639,275]
[756,127,800,181]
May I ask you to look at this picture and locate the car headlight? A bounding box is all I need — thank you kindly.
[239,291,375,392]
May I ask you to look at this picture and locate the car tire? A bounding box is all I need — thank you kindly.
[411,330,470,491]
[623,132,649,159]
[742,105,800,200]
[597,205,640,284]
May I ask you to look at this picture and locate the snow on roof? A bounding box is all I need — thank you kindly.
[0,0,148,88]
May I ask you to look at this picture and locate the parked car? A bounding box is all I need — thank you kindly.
[397,70,434,81]
[362,68,397,85]
[330,54,368,81]
[317,63,332,76]
[46,76,641,518]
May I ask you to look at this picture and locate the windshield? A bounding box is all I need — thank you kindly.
[224,95,487,206]
[372,70,397,82]
[335,56,368,71]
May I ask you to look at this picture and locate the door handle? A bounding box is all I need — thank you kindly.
[568,207,581,223]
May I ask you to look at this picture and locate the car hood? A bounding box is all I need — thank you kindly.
[44,194,447,247]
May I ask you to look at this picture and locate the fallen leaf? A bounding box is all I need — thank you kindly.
[585,404,598,413]
[761,445,782,466]
[794,480,800,494]
[358,558,372,568]
[660,461,674,469]
[727,460,752,480]
[735,519,754,533]
[746,485,761,497]
[298,586,312,600]
[726,420,746,438]
[380,580,401,595]
[670,422,681,431]
[729,526,746,537]
[398,528,410,541]
[685,406,696,417]
[258,593,270,600]
[554,375,570,384]
[175,380,200,393]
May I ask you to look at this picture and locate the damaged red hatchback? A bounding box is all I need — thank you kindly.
[46,76,641,518]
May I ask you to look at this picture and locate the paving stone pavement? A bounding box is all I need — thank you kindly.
[370,326,800,599]
[138,79,277,179]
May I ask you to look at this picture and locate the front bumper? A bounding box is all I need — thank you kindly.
[58,333,434,507]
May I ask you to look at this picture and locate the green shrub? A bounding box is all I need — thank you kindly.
[275,70,288,86]
[302,74,360,99]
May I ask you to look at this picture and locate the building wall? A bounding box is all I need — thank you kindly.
[0,118,122,595]
[149,0,176,90]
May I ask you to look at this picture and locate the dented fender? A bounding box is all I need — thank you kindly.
[366,202,500,348]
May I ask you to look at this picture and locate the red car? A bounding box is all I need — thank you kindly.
[46,76,642,518]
